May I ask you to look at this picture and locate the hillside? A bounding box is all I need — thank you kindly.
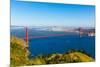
[10,36,94,67]
[10,36,30,67]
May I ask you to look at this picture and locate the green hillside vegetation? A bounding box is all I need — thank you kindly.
[10,36,94,67]
[10,36,30,67]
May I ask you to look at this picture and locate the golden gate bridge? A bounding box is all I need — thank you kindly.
[11,25,70,45]
[11,25,86,47]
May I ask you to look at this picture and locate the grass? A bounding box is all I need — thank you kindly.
[69,52,94,62]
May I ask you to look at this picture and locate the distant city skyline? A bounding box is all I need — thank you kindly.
[11,0,95,27]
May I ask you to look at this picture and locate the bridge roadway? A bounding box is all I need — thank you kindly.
[23,34,67,39]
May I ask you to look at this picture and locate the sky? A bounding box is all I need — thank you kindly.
[11,0,95,27]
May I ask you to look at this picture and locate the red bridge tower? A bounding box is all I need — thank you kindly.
[25,27,29,47]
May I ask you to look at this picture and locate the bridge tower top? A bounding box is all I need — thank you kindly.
[25,27,29,47]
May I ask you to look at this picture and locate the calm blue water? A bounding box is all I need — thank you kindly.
[11,28,95,58]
